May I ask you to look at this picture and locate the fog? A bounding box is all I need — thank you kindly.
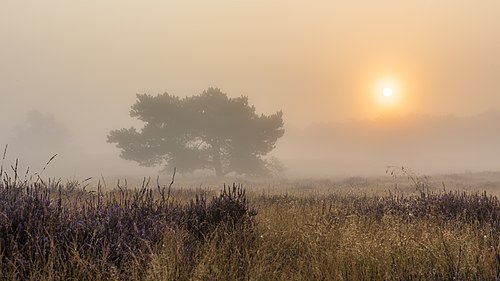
[277,110,500,177]
[1,1,500,179]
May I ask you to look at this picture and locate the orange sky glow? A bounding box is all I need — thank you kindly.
[1,1,500,177]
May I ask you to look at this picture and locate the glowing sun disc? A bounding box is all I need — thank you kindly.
[383,87,393,97]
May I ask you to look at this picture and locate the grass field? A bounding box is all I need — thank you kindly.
[2,167,500,280]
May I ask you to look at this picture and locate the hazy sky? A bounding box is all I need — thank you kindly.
[1,1,500,177]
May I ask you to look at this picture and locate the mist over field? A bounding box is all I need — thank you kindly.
[2,109,500,179]
[278,110,500,177]
[1,1,500,179]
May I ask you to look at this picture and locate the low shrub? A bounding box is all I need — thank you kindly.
[0,168,256,280]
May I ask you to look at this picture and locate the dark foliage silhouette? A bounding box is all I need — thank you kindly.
[108,88,284,177]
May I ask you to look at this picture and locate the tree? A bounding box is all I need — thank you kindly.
[108,88,284,177]
[10,110,70,162]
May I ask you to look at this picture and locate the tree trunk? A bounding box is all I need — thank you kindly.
[212,143,223,178]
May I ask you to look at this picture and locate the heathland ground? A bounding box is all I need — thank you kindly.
[2,168,500,280]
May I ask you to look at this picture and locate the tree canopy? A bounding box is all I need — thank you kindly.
[108,88,284,177]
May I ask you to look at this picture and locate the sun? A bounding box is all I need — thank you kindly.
[383,87,393,97]
[373,77,401,111]
[364,73,414,118]
[378,86,397,107]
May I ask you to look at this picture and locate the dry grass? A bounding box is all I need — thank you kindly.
[146,182,500,280]
[2,164,500,280]
[247,201,498,280]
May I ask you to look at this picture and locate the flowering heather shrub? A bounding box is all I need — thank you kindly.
[174,184,258,275]
[0,170,256,280]
[182,184,257,241]
[354,190,500,225]
[258,184,500,229]
[312,167,500,226]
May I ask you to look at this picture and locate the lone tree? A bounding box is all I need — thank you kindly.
[108,88,284,177]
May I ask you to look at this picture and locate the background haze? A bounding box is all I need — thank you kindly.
[1,1,500,178]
